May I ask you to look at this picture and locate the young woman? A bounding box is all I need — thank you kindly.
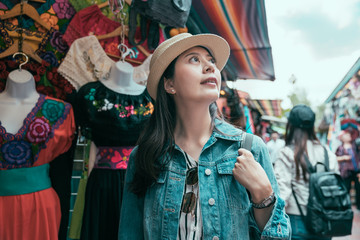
[273,104,339,240]
[119,33,290,239]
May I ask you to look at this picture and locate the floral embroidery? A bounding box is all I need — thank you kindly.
[1,140,32,166]
[36,8,59,32]
[26,117,51,143]
[50,31,69,53]
[105,42,120,56]
[42,99,65,122]
[0,95,72,168]
[52,0,76,20]
[84,88,96,101]
[0,10,18,26]
[95,146,134,170]
[114,102,154,117]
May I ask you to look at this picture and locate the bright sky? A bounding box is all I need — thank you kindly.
[229,0,360,109]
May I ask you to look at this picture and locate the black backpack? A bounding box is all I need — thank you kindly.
[292,147,354,237]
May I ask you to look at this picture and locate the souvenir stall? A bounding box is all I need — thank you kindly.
[0,0,275,240]
[323,57,360,151]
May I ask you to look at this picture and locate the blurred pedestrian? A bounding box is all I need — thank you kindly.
[335,130,360,210]
[273,104,339,240]
[266,131,285,165]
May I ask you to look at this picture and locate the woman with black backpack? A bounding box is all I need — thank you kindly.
[273,104,339,239]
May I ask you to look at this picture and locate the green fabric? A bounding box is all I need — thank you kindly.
[68,140,90,239]
[0,164,51,196]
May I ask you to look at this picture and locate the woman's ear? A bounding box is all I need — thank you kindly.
[164,78,176,94]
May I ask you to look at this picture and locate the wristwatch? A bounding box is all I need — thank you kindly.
[251,192,276,209]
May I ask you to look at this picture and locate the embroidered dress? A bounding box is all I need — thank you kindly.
[0,95,75,240]
[76,81,153,240]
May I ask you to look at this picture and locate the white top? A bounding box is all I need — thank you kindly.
[178,153,203,240]
[57,35,152,90]
[273,141,339,215]
[0,69,40,134]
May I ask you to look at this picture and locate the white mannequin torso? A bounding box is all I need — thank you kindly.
[100,61,145,95]
[0,69,40,134]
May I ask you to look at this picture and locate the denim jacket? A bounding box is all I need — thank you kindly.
[119,119,291,240]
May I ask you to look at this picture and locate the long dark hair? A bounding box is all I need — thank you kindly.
[129,54,221,196]
[284,122,319,181]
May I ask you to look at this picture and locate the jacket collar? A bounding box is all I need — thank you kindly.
[211,118,244,142]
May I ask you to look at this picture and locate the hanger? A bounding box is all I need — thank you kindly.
[96,26,151,57]
[0,38,42,63]
[0,1,51,31]
[13,52,29,70]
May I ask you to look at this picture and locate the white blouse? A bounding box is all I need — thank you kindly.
[178,153,203,240]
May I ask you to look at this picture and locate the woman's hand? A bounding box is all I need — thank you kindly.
[232,148,273,203]
[337,155,351,162]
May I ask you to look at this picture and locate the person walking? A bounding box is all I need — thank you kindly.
[266,131,285,165]
[335,130,360,210]
[273,104,339,240]
[118,33,291,239]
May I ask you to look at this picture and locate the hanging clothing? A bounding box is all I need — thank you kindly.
[76,81,153,240]
[58,35,151,90]
[0,95,75,240]
[62,5,164,64]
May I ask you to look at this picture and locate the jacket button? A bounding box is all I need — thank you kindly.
[208,198,215,205]
[205,168,212,176]
[212,236,219,240]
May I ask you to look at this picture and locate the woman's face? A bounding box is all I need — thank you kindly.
[165,46,221,103]
[341,132,352,143]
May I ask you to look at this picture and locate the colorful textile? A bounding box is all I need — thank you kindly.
[68,1,122,20]
[94,146,134,170]
[190,0,274,80]
[76,81,153,147]
[0,0,76,66]
[0,95,75,240]
[63,5,163,64]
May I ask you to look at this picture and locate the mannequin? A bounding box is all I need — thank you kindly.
[0,68,39,134]
[100,60,145,95]
[88,60,146,175]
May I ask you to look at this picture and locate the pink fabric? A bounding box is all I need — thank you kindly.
[63,5,164,64]
[94,146,134,170]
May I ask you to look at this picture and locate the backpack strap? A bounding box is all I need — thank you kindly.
[242,132,253,150]
[291,184,306,221]
[240,132,254,203]
[303,146,330,173]
[292,145,330,223]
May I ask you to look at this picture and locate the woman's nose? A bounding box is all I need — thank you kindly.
[204,63,215,73]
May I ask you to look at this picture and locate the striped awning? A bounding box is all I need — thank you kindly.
[247,99,282,117]
[188,0,275,81]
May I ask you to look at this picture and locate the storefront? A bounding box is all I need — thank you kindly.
[0,1,275,239]
[322,57,360,150]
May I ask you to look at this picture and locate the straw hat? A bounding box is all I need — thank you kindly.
[147,33,230,100]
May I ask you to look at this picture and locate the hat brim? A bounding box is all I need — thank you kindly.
[147,34,230,100]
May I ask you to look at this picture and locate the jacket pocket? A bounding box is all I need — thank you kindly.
[216,159,249,210]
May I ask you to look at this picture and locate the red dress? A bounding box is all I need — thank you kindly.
[0,95,75,240]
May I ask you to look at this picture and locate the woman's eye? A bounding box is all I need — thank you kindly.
[190,56,199,62]
[209,58,216,64]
